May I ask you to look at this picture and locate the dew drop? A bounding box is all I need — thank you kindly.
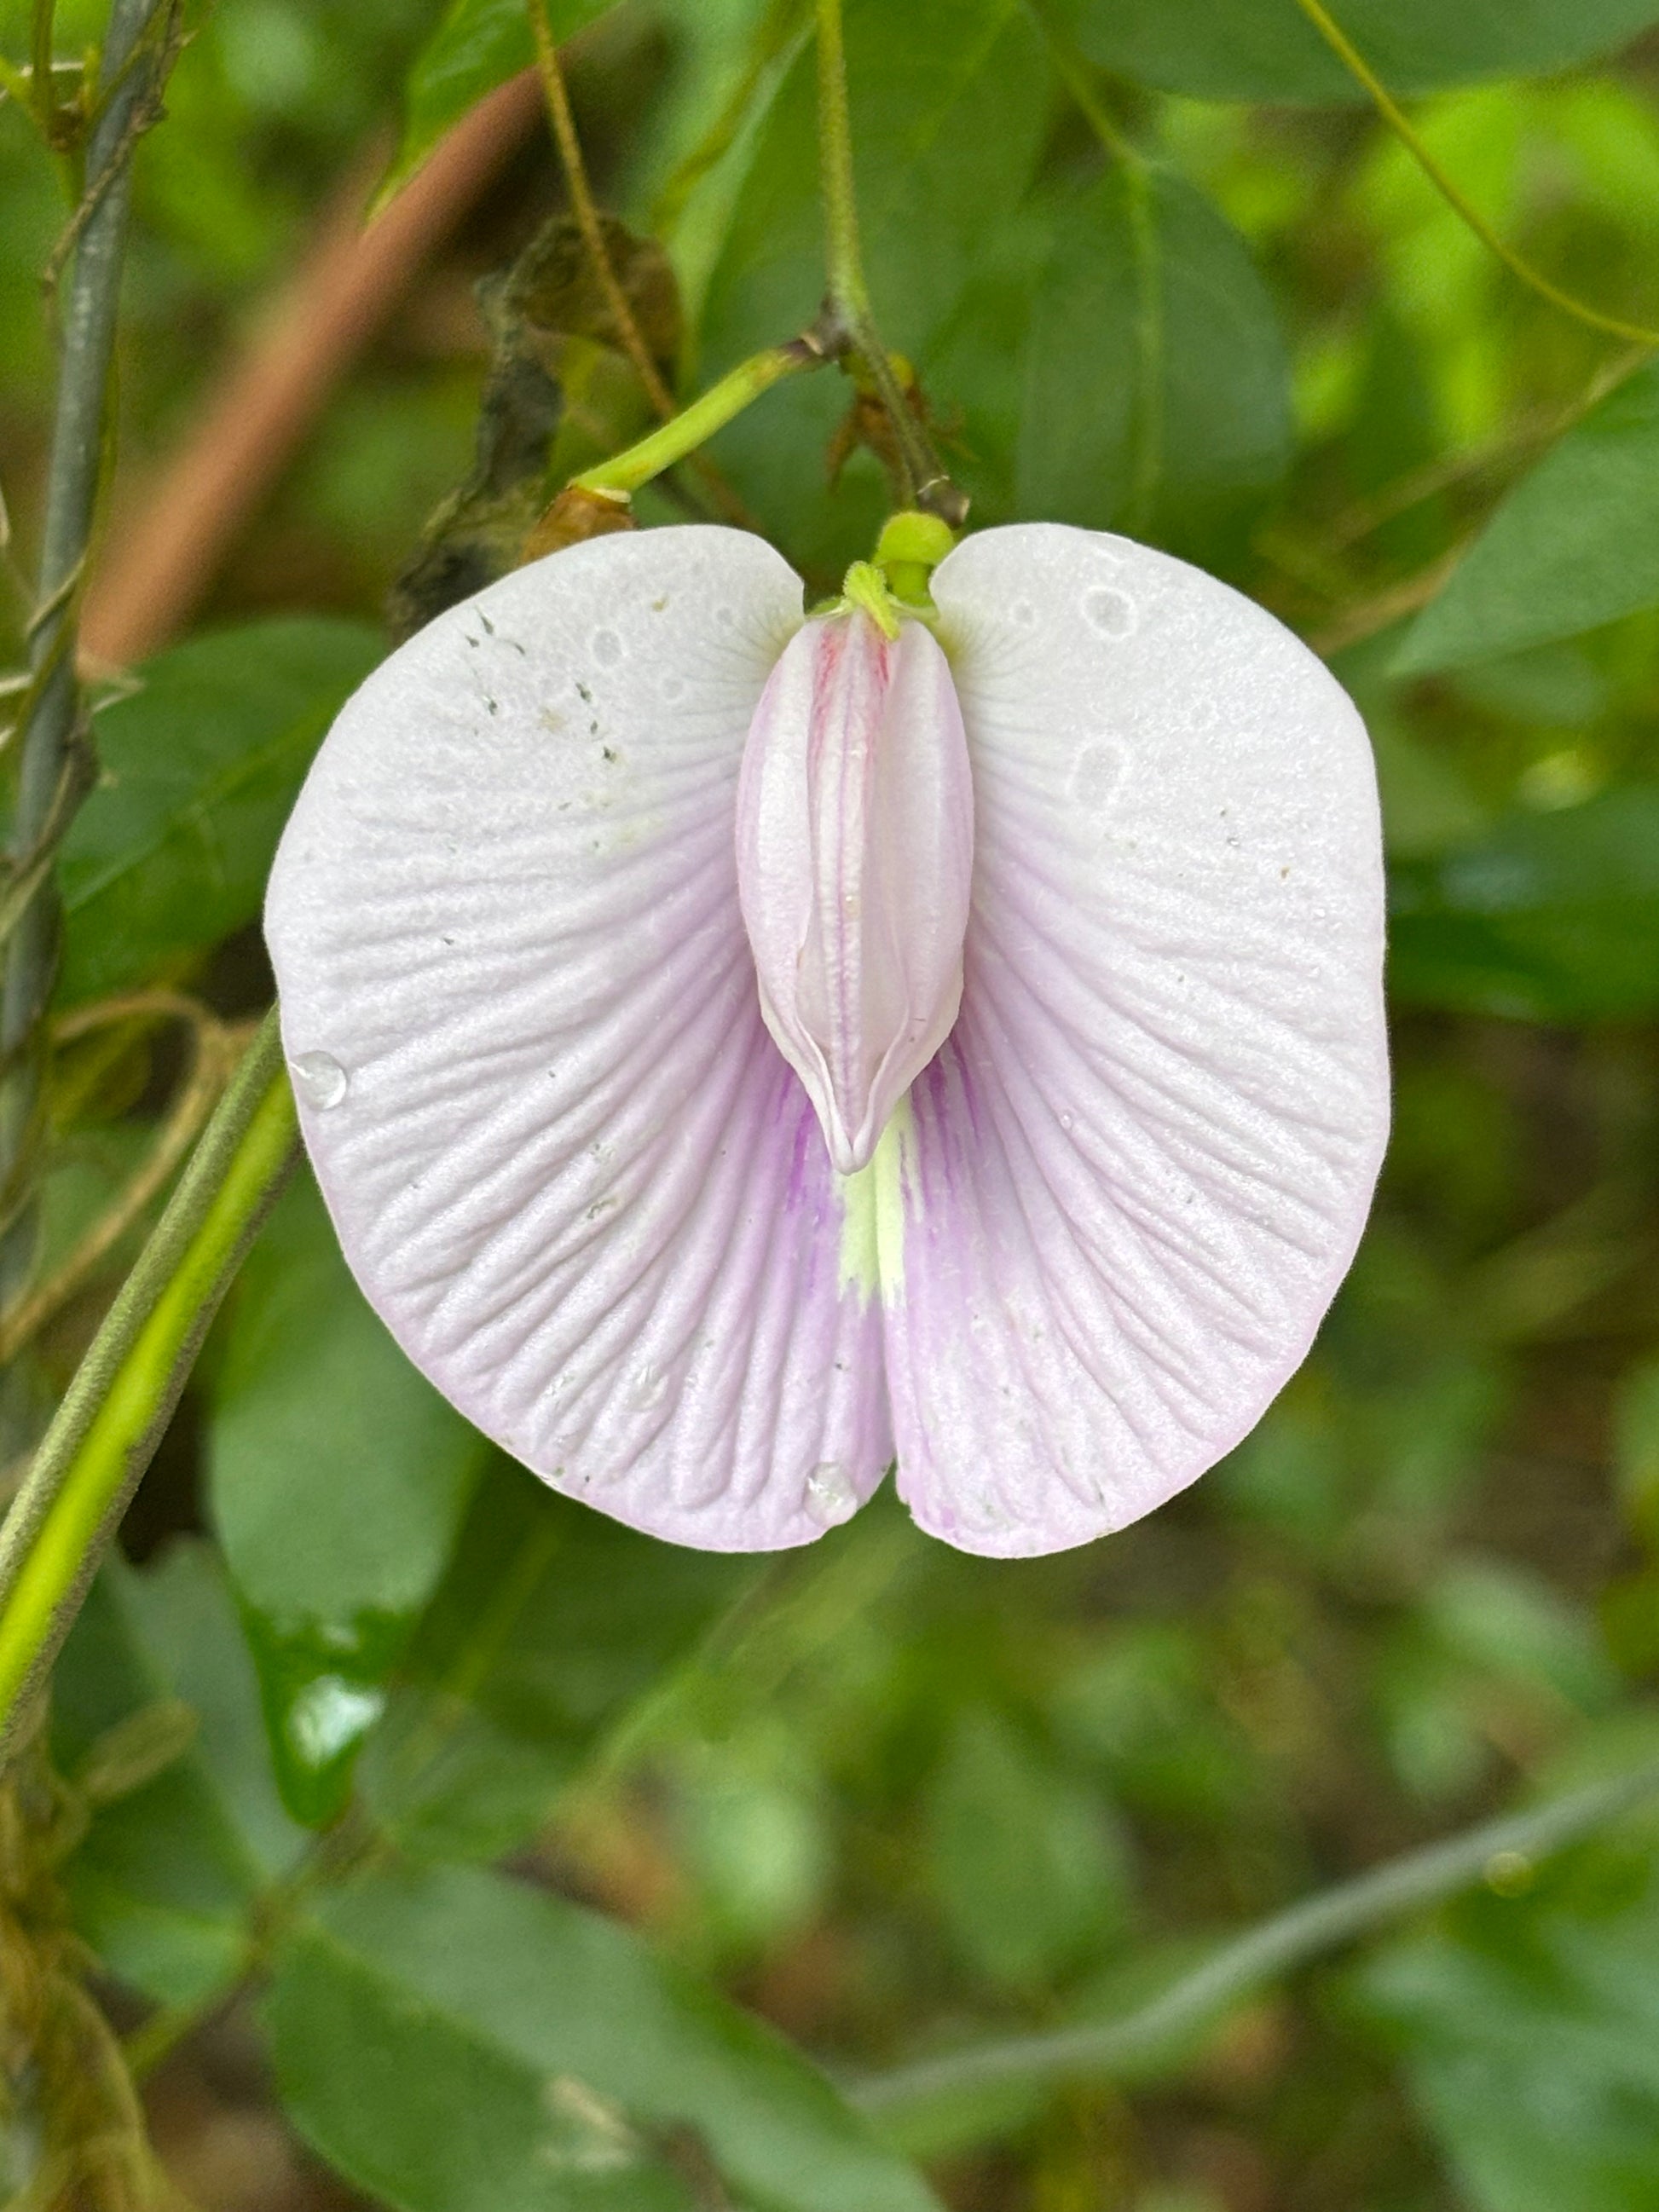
[1011,599,1037,627]
[1084,586,1137,638]
[715,604,736,628]
[1059,1111,1075,1130]
[592,627,623,667]
[627,1360,667,1412]
[660,673,685,702]
[804,1460,858,1528]
[1071,740,1125,813]
[291,1050,348,1110]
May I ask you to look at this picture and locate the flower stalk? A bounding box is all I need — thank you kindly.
[813,0,965,524]
[0,0,175,1446]
[570,337,828,500]
[0,1012,299,1753]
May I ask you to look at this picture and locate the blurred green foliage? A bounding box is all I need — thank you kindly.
[9,0,1659,2207]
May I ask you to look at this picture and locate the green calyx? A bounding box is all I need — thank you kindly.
[830,514,958,636]
[839,559,903,638]
[872,510,957,607]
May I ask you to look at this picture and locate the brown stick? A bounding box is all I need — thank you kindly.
[80,69,544,667]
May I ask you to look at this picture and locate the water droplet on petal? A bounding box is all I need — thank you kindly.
[592,627,623,667]
[1071,741,1124,813]
[1084,586,1137,638]
[627,1360,666,1411]
[661,673,685,702]
[291,1050,348,1109]
[1012,599,1037,627]
[805,1460,858,1527]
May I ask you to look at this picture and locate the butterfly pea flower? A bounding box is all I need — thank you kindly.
[264,521,1387,1558]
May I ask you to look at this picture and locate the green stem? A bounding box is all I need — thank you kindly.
[813,0,869,326]
[852,1753,1659,2123]
[812,0,962,522]
[0,0,170,1434]
[30,0,59,142]
[572,339,825,497]
[0,1011,299,1751]
[1291,0,1659,349]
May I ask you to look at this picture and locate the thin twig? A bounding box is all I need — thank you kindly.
[37,0,182,300]
[0,1011,298,1751]
[81,71,545,666]
[0,995,235,1366]
[812,0,963,523]
[0,0,173,1446]
[1308,546,1464,656]
[525,2,775,532]
[1321,346,1646,553]
[852,1753,1659,2122]
[527,0,676,420]
[1292,0,1659,350]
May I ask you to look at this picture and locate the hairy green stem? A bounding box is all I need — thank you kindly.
[0,0,170,1424]
[813,0,869,328]
[1291,0,1659,349]
[812,0,962,522]
[0,1012,298,1751]
[853,1754,1659,2121]
[572,338,826,496]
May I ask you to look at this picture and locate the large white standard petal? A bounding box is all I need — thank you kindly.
[882,523,1390,1557]
[264,528,892,1551]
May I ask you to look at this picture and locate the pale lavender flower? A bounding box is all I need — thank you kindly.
[264,522,1388,1557]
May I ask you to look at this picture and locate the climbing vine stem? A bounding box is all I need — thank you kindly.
[1292,0,1659,349]
[812,0,965,523]
[0,0,176,1455]
[853,1753,1659,2124]
[0,1012,299,1756]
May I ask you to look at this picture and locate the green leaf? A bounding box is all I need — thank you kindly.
[265,1861,942,2212]
[389,0,616,194]
[1049,1622,1258,1828]
[1613,1358,1659,1544]
[1356,1859,1659,2212]
[52,1541,307,2009]
[697,0,1051,580]
[1061,0,1659,103]
[359,1455,755,1862]
[928,1709,1130,1989]
[1396,361,1659,673]
[60,617,381,1006]
[205,1171,488,1828]
[1387,788,1659,1020]
[1015,166,1292,550]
